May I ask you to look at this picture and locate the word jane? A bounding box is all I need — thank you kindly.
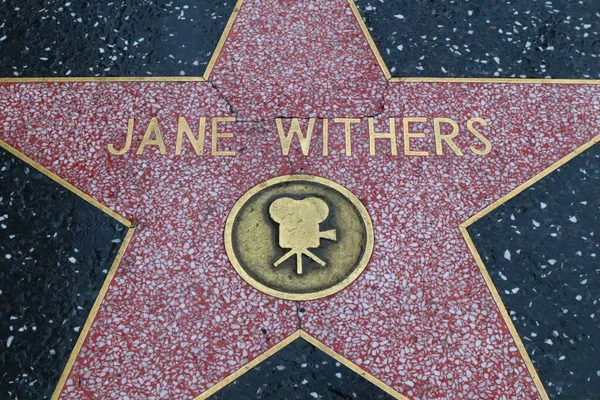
[108,116,492,157]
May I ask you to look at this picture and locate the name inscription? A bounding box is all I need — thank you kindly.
[108,116,492,157]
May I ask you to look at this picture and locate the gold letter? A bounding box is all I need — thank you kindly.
[403,117,429,156]
[108,118,134,155]
[468,118,492,155]
[334,118,361,156]
[176,117,206,155]
[276,118,316,156]
[368,118,397,156]
[136,117,166,155]
[211,117,236,156]
[434,118,463,156]
[322,118,329,156]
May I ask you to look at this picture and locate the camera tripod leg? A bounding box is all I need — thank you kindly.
[273,249,326,274]
[303,249,326,267]
[297,252,303,274]
[273,249,295,267]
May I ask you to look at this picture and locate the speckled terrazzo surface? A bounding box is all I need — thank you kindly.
[208,338,396,399]
[1,81,598,399]
[0,0,236,77]
[0,0,599,399]
[0,148,127,399]
[468,143,600,400]
[355,0,600,78]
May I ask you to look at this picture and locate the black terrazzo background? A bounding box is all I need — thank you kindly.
[0,0,236,77]
[468,143,600,399]
[208,337,397,400]
[355,0,600,79]
[2,0,598,79]
[0,147,128,399]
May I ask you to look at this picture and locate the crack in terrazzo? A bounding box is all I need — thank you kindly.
[260,327,272,345]
[206,79,391,123]
[5,81,597,400]
[207,80,238,116]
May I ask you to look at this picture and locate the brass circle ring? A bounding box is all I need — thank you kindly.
[224,175,374,301]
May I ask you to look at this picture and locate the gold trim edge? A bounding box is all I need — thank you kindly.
[459,134,600,400]
[0,139,135,399]
[1,0,598,85]
[0,76,206,83]
[462,134,600,228]
[0,0,244,84]
[391,77,600,85]
[50,227,135,400]
[348,0,600,85]
[0,139,133,228]
[203,0,244,81]
[194,330,410,400]
[347,0,391,80]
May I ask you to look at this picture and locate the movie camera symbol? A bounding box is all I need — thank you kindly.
[269,197,337,274]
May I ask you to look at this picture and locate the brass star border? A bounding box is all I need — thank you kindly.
[459,134,600,400]
[193,329,409,400]
[0,0,244,83]
[0,139,135,400]
[347,0,600,85]
[0,0,598,85]
[190,135,600,400]
[1,0,599,396]
[2,121,599,400]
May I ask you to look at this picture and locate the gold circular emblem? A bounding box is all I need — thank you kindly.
[224,175,374,300]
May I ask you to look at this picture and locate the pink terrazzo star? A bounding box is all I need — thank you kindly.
[1,0,598,399]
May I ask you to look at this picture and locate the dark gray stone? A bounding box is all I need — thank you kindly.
[355,0,600,79]
[0,0,236,77]
[0,147,128,399]
[208,337,397,399]
[468,143,600,399]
